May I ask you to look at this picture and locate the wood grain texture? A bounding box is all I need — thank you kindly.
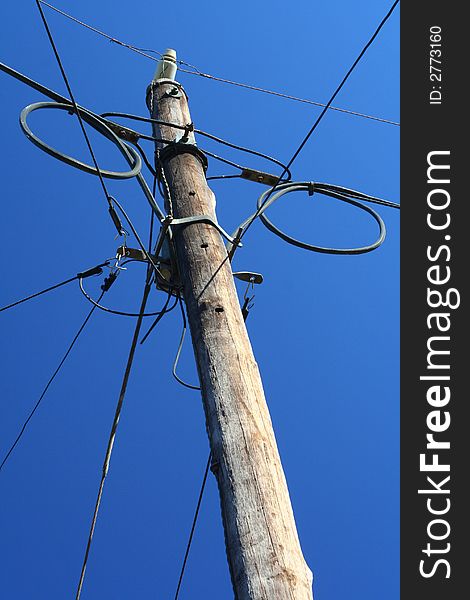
[149,80,313,600]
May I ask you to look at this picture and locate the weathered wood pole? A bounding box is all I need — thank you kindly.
[147,50,313,600]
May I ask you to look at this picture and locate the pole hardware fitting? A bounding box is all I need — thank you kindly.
[108,204,126,236]
[233,272,263,285]
[210,459,220,475]
[179,122,194,144]
[145,79,188,110]
[115,244,181,293]
[115,245,157,263]
[104,120,141,144]
[163,86,182,99]
[76,265,107,279]
[167,214,242,247]
[240,168,280,187]
[101,271,118,292]
[158,142,208,173]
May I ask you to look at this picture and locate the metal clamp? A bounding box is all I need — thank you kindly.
[158,142,208,172]
[104,120,141,144]
[169,215,242,247]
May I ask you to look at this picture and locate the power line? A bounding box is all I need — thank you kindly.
[0,262,109,314]
[239,0,400,242]
[38,1,399,127]
[173,452,212,600]
[75,276,152,600]
[0,291,105,473]
[172,296,201,391]
[34,1,119,219]
[101,111,293,179]
[39,1,164,62]
[179,68,400,127]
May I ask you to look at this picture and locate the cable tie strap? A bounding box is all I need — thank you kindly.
[308,182,315,196]
[158,142,208,172]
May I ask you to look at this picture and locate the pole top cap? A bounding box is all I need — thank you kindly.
[162,48,177,62]
[153,48,178,81]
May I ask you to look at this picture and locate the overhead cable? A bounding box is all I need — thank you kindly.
[0,261,108,313]
[34,1,117,218]
[0,289,107,473]
[38,1,399,127]
[100,112,293,179]
[173,453,212,600]
[0,61,167,224]
[239,0,400,242]
[172,296,201,391]
[75,275,152,600]
[229,181,399,258]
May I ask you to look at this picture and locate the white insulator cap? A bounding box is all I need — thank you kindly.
[153,48,178,81]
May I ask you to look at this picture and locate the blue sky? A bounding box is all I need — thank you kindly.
[0,1,399,598]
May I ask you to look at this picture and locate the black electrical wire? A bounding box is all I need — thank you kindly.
[0,261,110,313]
[173,296,201,391]
[134,134,278,189]
[202,148,244,172]
[78,275,177,317]
[139,293,176,343]
[2,62,167,223]
[110,196,167,281]
[38,2,399,127]
[0,275,76,313]
[239,0,400,242]
[134,139,158,178]
[173,452,212,600]
[314,183,400,209]
[20,102,142,180]
[34,0,114,208]
[0,290,105,473]
[100,111,292,180]
[230,181,398,257]
[257,182,387,254]
[75,275,152,600]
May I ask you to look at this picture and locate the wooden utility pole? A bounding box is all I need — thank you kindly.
[147,51,313,600]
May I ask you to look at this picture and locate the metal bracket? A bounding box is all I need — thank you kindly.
[169,215,242,247]
[158,142,208,172]
[240,168,280,187]
[116,244,181,293]
[116,246,155,262]
[105,120,140,144]
[233,272,263,285]
[163,86,182,99]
